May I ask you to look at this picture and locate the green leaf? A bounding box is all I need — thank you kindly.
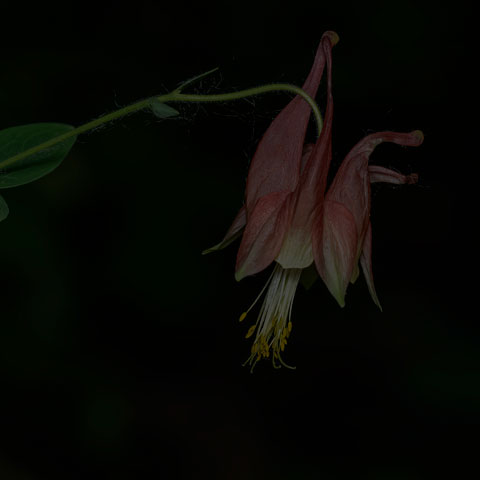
[150,100,180,119]
[0,123,76,189]
[0,194,8,221]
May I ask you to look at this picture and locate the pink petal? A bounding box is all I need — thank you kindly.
[313,199,358,307]
[245,32,339,213]
[326,130,424,246]
[369,165,418,185]
[359,221,382,311]
[325,162,370,246]
[278,33,336,269]
[314,131,422,307]
[202,206,246,254]
[235,191,293,281]
[331,130,423,185]
[297,30,335,204]
[337,131,424,176]
[299,143,315,174]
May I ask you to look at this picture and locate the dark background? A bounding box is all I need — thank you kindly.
[0,1,475,479]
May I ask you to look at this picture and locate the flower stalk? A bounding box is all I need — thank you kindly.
[0,84,322,172]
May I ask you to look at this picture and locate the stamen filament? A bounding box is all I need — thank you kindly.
[238,267,277,322]
[241,262,302,371]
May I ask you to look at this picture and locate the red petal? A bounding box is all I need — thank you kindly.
[313,199,358,307]
[321,131,423,308]
[297,31,335,206]
[235,191,293,280]
[359,221,382,310]
[369,165,418,185]
[202,206,246,254]
[326,130,424,243]
[278,33,336,269]
[245,32,338,213]
[337,131,424,174]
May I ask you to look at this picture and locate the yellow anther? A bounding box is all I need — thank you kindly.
[245,325,256,338]
[239,312,247,322]
[258,339,269,358]
[288,321,293,333]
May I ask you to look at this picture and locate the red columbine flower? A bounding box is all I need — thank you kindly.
[205,31,338,369]
[313,130,424,311]
[204,31,423,370]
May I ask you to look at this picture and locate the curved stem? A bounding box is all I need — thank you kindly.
[168,83,323,135]
[0,83,322,171]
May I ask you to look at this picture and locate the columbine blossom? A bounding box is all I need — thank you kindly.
[205,31,337,369]
[314,131,423,310]
[204,31,423,369]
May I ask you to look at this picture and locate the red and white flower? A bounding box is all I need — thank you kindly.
[205,31,423,369]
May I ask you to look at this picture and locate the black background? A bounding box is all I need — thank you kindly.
[0,1,475,479]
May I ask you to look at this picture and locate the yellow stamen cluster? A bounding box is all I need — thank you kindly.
[251,335,270,359]
[245,316,294,370]
[279,321,293,351]
[240,263,301,371]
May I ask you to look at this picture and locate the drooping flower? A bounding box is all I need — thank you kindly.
[313,131,424,310]
[205,31,338,369]
[204,32,423,370]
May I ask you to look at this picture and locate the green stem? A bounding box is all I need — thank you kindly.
[0,98,153,170]
[0,83,322,171]
[169,83,323,134]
